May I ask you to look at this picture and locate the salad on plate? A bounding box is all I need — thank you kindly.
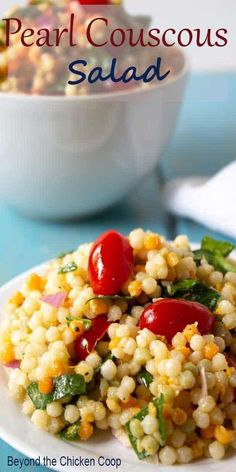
[1,229,236,465]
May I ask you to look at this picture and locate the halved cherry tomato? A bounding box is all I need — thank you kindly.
[139,299,215,343]
[88,230,134,295]
[74,314,111,360]
[78,0,111,7]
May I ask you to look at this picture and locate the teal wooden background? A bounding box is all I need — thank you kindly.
[0,72,235,471]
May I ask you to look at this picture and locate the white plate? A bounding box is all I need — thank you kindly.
[0,262,236,472]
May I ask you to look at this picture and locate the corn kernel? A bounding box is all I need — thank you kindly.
[9,291,25,307]
[214,425,234,445]
[167,252,179,268]
[177,346,191,357]
[109,337,121,350]
[144,233,161,250]
[0,343,15,363]
[48,360,68,377]
[70,320,85,338]
[128,281,142,298]
[204,342,219,360]
[226,367,234,377]
[148,402,157,417]
[183,324,199,342]
[38,378,54,394]
[79,422,93,440]
[26,274,43,291]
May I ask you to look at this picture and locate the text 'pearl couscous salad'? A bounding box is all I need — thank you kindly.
[1,230,236,465]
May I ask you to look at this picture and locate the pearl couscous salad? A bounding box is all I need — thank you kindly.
[1,229,236,465]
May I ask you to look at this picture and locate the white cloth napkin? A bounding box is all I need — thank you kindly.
[162,161,236,238]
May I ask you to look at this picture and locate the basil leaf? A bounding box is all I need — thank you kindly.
[53,374,86,400]
[193,250,236,275]
[153,394,166,446]
[27,374,86,409]
[201,236,234,257]
[163,279,220,311]
[58,262,78,274]
[60,420,81,441]
[125,405,150,460]
[137,369,153,388]
[125,395,167,459]
[207,253,236,275]
[165,279,199,296]
[27,383,53,410]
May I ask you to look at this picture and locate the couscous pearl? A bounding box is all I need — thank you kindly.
[129,228,145,250]
[165,359,182,377]
[209,441,225,460]
[212,353,228,371]
[31,410,48,430]
[141,414,159,435]
[101,360,117,381]
[159,446,177,465]
[46,326,60,343]
[130,419,144,439]
[190,334,205,351]
[177,446,193,464]
[193,409,210,429]
[47,402,63,418]
[198,395,216,413]
[64,405,80,423]
[150,340,169,359]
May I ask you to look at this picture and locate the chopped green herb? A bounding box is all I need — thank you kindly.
[154,394,166,447]
[137,369,153,388]
[86,295,134,304]
[27,374,86,409]
[58,262,78,274]
[57,250,75,259]
[125,395,166,459]
[60,420,81,441]
[163,279,220,311]
[52,374,86,400]
[125,405,149,460]
[27,383,53,410]
[201,236,234,257]
[193,236,236,274]
[207,253,236,275]
[66,316,92,330]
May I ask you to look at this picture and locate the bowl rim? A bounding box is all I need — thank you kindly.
[0,48,188,103]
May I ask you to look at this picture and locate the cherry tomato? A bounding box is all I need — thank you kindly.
[88,230,134,295]
[139,299,215,343]
[78,0,111,6]
[74,314,111,360]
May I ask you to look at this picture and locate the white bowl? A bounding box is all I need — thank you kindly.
[0,55,188,219]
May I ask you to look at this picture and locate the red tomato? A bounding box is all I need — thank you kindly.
[74,314,111,360]
[139,299,215,343]
[78,0,111,5]
[88,230,134,295]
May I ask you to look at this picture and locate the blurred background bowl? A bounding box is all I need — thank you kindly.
[0,52,187,220]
